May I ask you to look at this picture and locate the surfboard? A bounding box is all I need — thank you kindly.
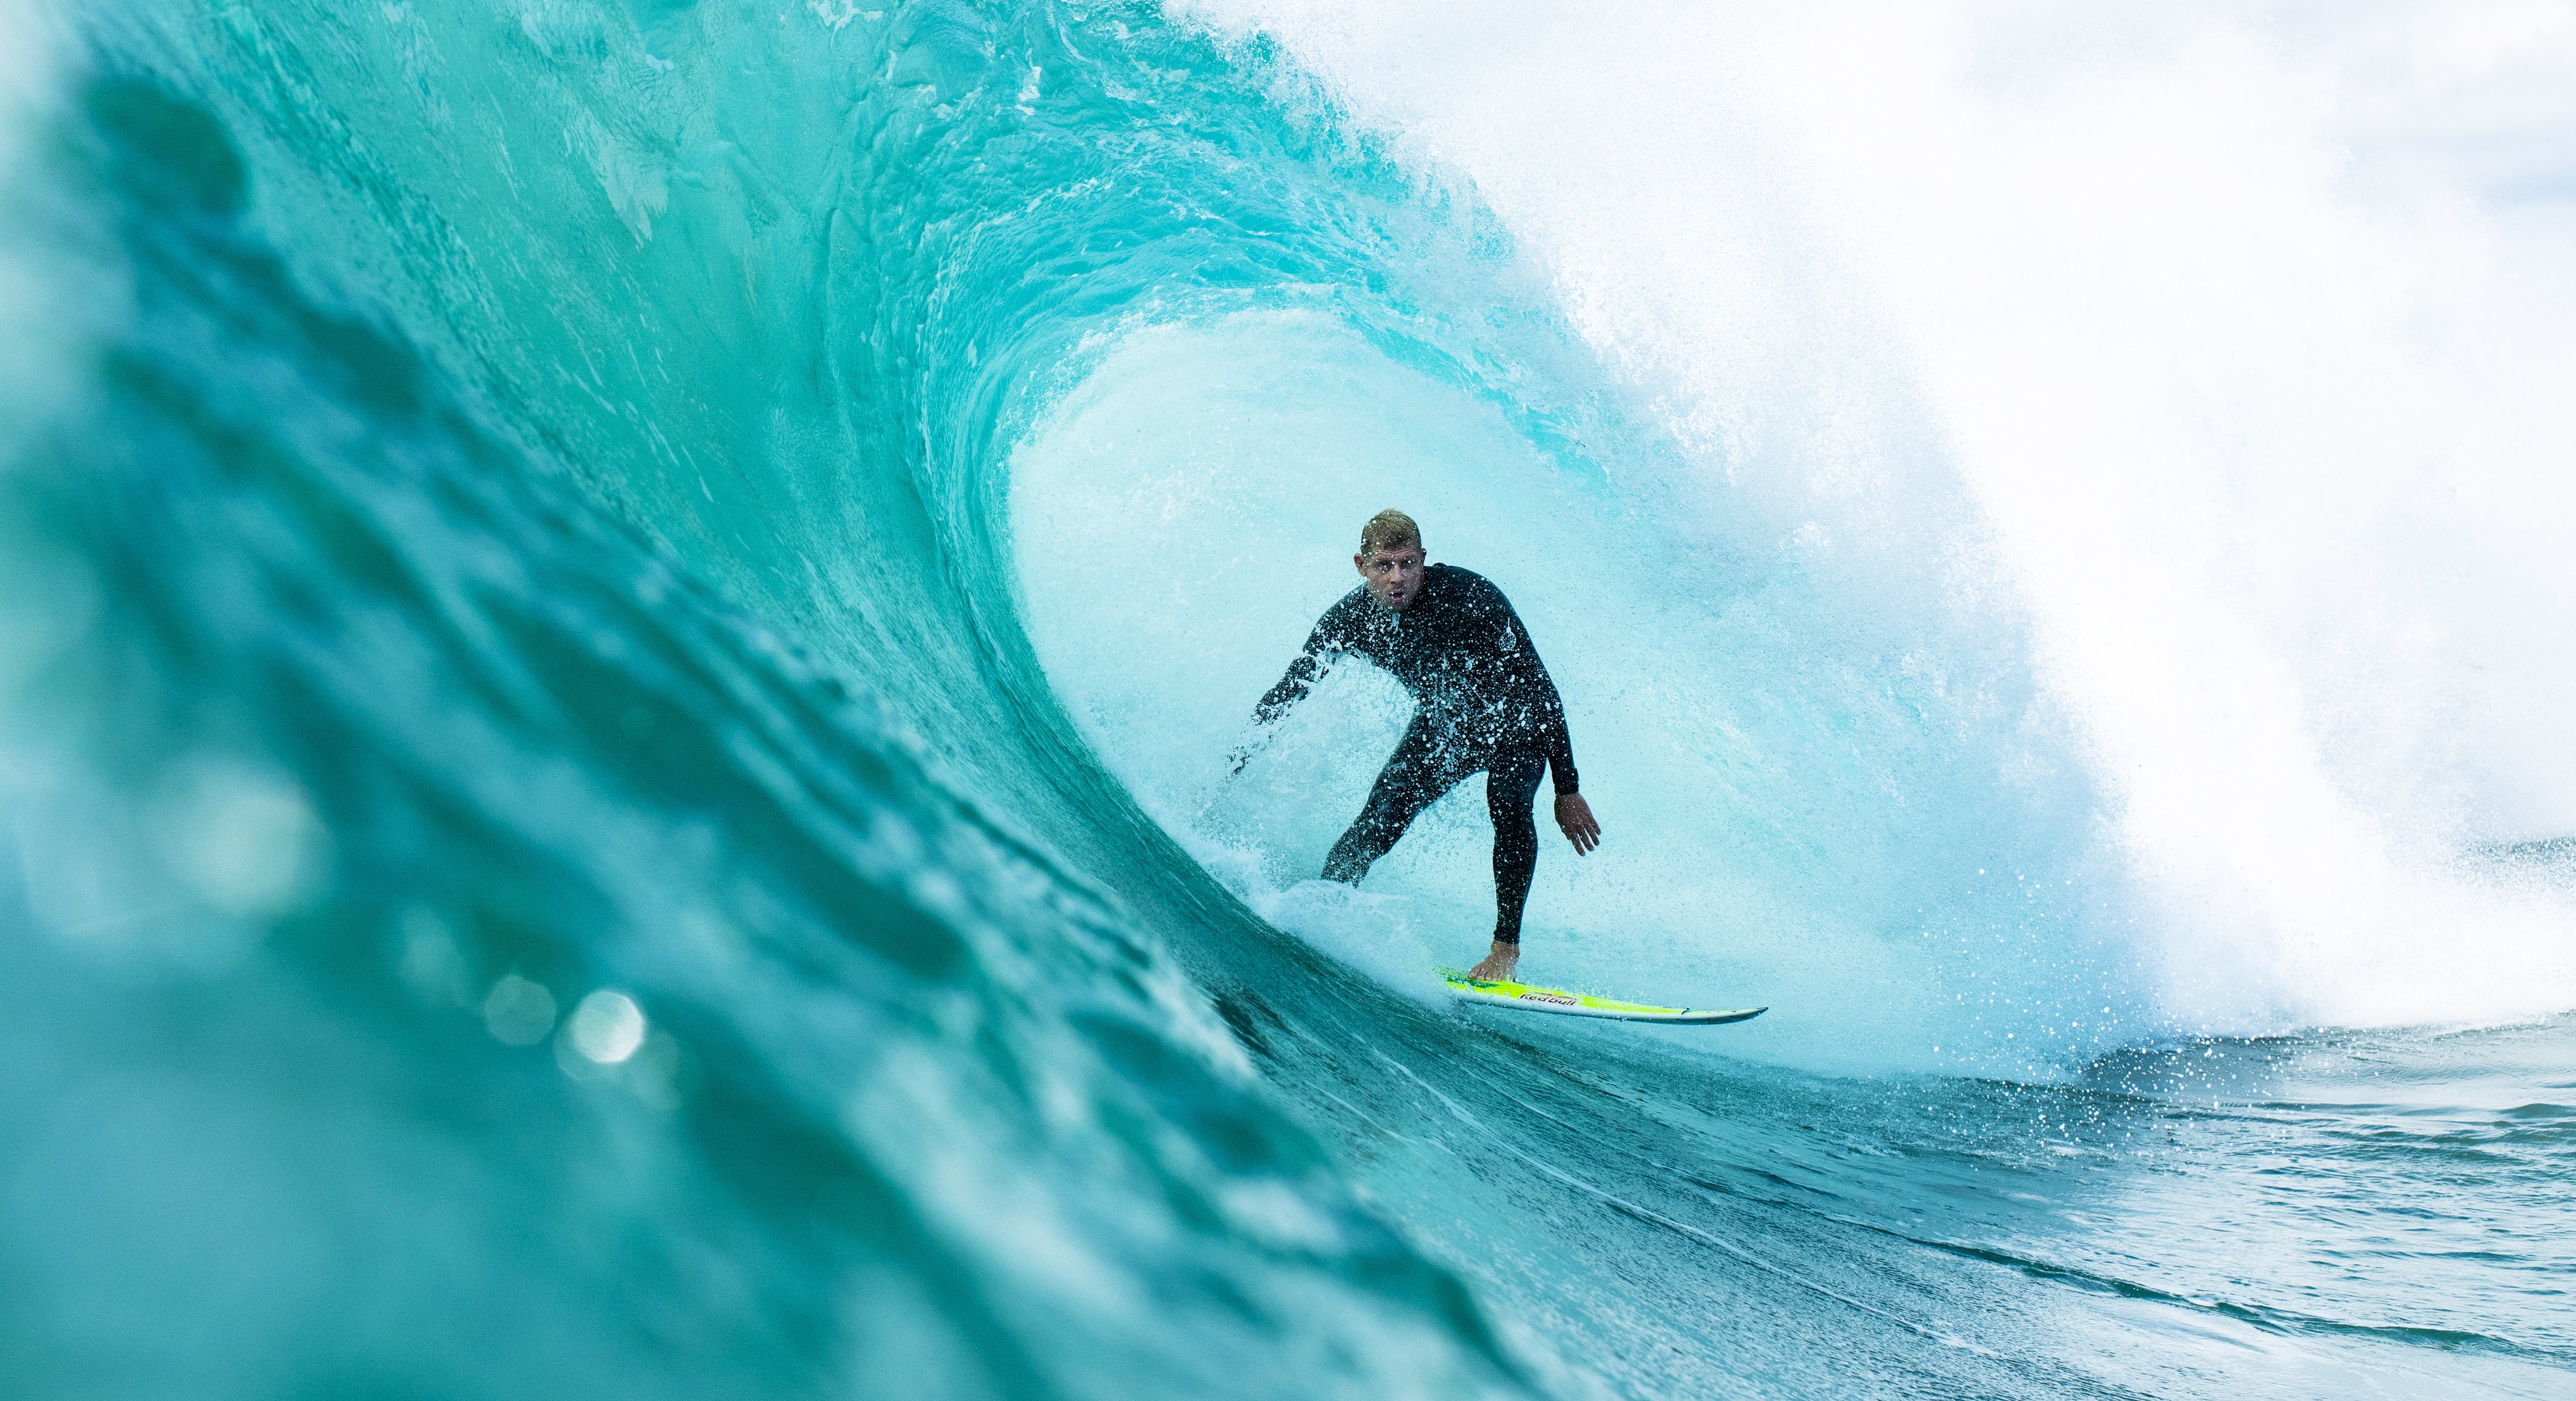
[1441,971,1767,1025]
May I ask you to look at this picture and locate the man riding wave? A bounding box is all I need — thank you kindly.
[1237,509,1600,982]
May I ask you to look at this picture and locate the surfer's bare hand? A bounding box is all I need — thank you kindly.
[1555,793,1600,855]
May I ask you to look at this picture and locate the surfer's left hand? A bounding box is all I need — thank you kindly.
[1555,793,1601,855]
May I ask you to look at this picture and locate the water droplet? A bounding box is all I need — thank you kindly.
[397,907,472,1007]
[567,989,646,1064]
[152,758,331,917]
[483,974,557,1046]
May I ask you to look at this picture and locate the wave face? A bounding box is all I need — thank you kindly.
[3,3,2573,1398]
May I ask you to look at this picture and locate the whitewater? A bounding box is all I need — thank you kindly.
[3,1,2572,1397]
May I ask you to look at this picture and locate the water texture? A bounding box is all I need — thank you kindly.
[2,3,2569,1398]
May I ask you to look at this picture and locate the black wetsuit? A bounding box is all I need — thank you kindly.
[1253,564,1577,943]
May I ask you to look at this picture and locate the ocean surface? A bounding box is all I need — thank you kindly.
[4,3,2573,1397]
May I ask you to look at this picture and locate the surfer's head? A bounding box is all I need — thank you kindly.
[1355,509,1425,612]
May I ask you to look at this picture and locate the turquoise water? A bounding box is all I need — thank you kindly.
[3,3,2572,1397]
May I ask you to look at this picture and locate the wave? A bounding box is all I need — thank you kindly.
[4,2,2573,1398]
[1169,0,2576,1034]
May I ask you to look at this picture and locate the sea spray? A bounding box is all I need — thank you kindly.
[1170,0,2576,1030]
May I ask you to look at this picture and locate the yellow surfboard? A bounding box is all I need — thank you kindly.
[1441,971,1767,1025]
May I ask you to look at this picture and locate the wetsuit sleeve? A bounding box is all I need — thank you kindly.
[1252,597,1356,725]
[1499,604,1579,794]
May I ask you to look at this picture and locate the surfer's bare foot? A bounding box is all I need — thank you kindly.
[1466,940,1518,982]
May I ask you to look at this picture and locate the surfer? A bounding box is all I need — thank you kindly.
[1235,509,1599,982]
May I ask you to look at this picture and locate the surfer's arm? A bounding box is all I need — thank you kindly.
[1531,674,1578,795]
[1496,601,1598,852]
[1250,597,1359,728]
[1495,607,1578,794]
[1233,604,1353,773]
[1527,665,1599,851]
[1251,650,1328,726]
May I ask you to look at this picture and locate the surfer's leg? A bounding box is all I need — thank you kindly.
[1485,751,1546,943]
[1323,718,1471,883]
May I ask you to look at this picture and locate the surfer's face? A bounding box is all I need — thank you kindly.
[1355,541,1426,611]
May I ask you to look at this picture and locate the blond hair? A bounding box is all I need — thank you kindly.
[1359,509,1421,556]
